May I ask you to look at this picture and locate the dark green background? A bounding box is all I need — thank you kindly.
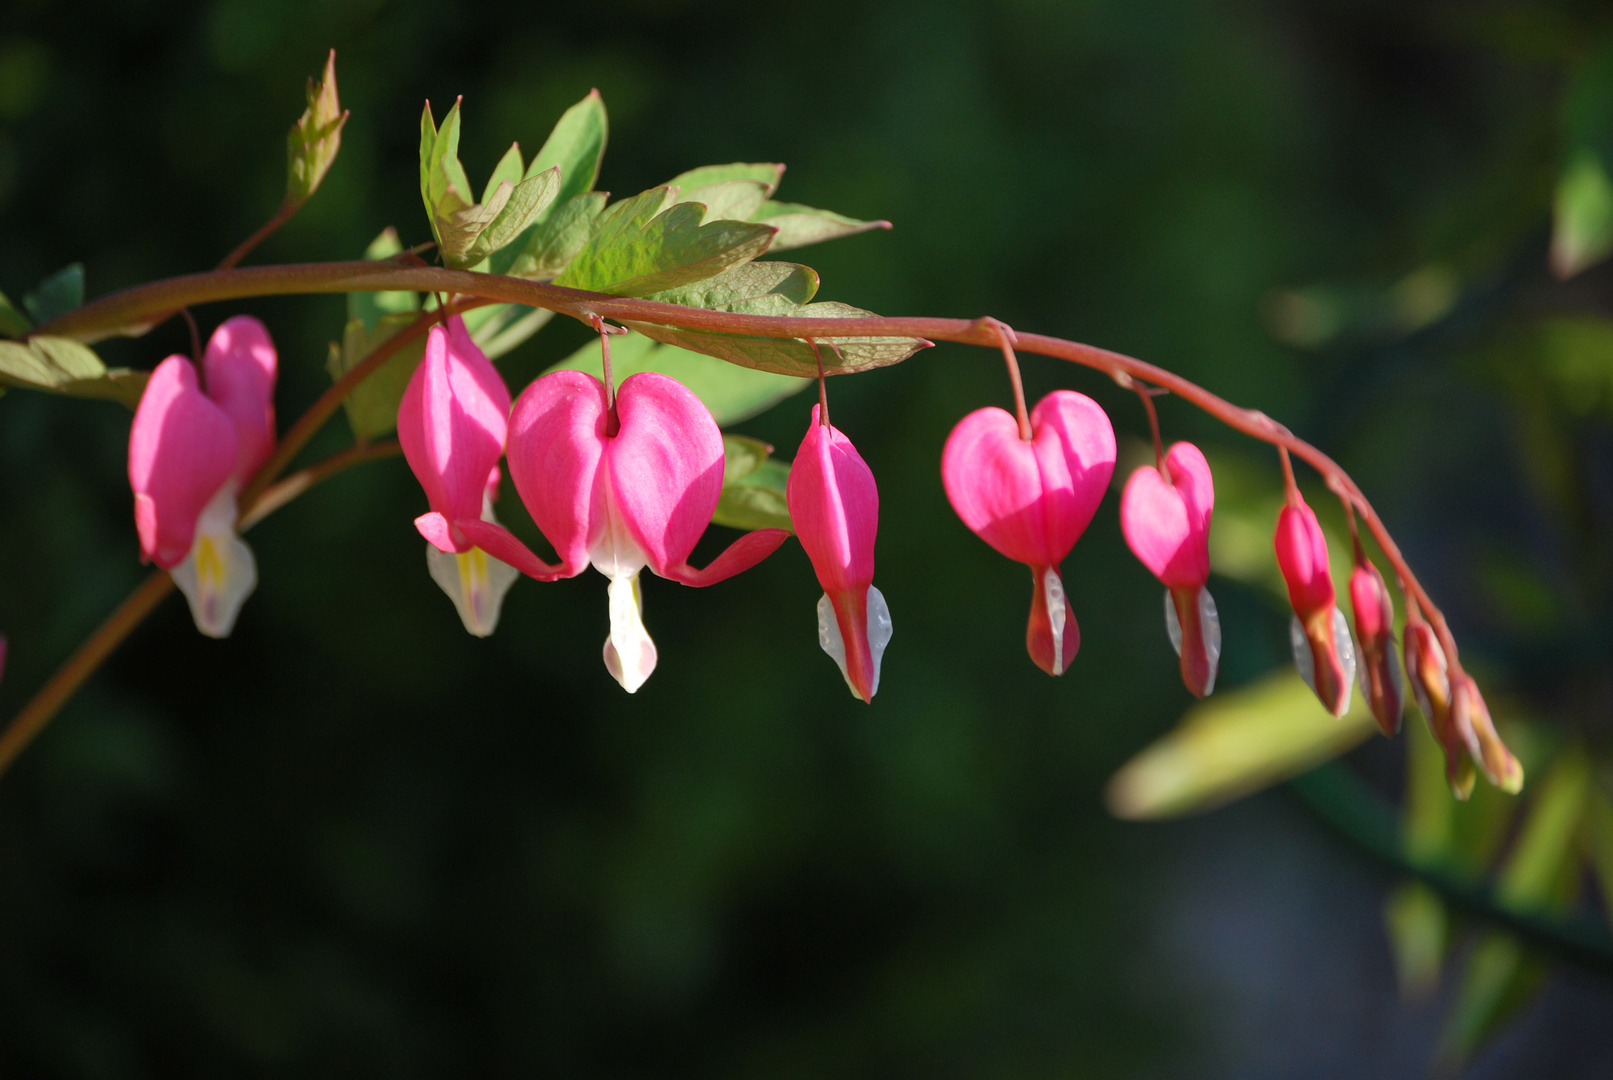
[1,0,1610,1076]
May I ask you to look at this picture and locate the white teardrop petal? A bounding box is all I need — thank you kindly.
[172,528,258,639]
[1042,569,1068,676]
[865,585,893,698]
[427,543,520,637]
[817,592,847,683]
[603,573,657,693]
[1289,609,1356,714]
[1198,587,1221,695]
[1164,589,1183,656]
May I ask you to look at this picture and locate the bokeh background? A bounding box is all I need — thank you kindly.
[2,0,1612,1075]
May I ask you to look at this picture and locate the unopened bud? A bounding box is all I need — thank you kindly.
[1348,560,1404,736]
[1164,586,1220,698]
[1451,675,1523,795]
[1274,500,1352,716]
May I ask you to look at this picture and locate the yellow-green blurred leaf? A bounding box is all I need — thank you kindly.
[1105,671,1377,820]
[720,434,771,484]
[1584,785,1613,926]
[326,313,426,441]
[285,50,346,206]
[1384,881,1446,1001]
[0,289,32,338]
[1550,148,1613,278]
[0,336,146,408]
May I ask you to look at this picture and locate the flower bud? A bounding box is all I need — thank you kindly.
[1348,559,1404,736]
[1402,619,1473,799]
[1274,499,1353,716]
[1451,675,1523,795]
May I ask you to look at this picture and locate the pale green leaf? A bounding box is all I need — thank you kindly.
[0,289,31,338]
[751,200,891,252]
[666,162,783,194]
[677,179,771,223]
[1383,881,1446,1001]
[481,142,524,205]
[623,300,929,379]
[326,312,428,440]
[23,263,84,324]
[555,188,776,296]
[713,456,791,533]
[285,50,347,206]
[545,329,808,427]
[646,261,819,313]
[1438,934,1542,1068]
[462,166,561,265]
[529,90,608,206]
[474,306,554,361]
[0,336,147,408]
[348,227,420,331]
[1104,672,1378,820]
[721,434,771,484]
[501,191,606,278]
[1551,148,1613,278]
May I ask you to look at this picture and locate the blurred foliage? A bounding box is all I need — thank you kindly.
[5,0,1613,1076]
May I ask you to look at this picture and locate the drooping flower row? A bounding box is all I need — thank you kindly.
[123,314,1518,793]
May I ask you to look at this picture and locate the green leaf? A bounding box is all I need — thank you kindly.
[647,260,819,312]
[1550,148,1613,278]
[0,336,147,408]
[23,263,84,325]
[325,312,428,440]
[721,434,771,484]
[751,200,891,252]
[419,98,475,256]
[0,289,31,338]
[285,49,347,207]
[1403,708,1455,862]
[481,143,524,205]
[501,191,607,278]
[473,305,554,361]
[677,179,772,223]
[554,188,777,296]
[623,300,929,379]
[530,90,608,208]
[1104,672,1378,820]
[1383,882,1446,1001]
[1438,934,1544,1069]
[665,162,783,194]
[713,452,792,532]
[348,228,420,331]
[461,166,561,266]
[545,329,808,427]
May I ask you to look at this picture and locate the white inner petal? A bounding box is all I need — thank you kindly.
[1042,569,1068,677]
[1164,587,1221,694]
[866,585,893,697]
[427,544,520,637]
[603,572,657,693]
[588,469,649,580]
[816,586,894,699]
[172,487,257,639]
[1289,608,1356,714]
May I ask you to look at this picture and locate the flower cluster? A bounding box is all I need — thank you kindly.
[122,314,1520,792]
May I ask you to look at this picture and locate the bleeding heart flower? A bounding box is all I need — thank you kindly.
[460,369,789,692]
[398,316,520,636]
[1274,497,1354,716]
[942,390,1116,675]
[787,407,891,702]
[1348,557,1403,736]
[1120,441,1219,697]
[128,316,276,637]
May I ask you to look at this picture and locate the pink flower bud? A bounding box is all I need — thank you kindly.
[127,317,278,638]
[786,407,891,703]
[941,390,1116,676]
[1348,559,1403,736]
[1121,441,1219,697]
[461,369,788,692]
[1403,619,1473,798]
[1274,498,1354,716]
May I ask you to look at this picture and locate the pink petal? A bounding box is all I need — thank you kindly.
[663,528,791,586]
[456,518,578,582]
[605,372,725,577]
[941,390,1115,567]
[1120,441,1213,589]
[202,315,278,483]
[1274,501,1334,618]
[127,356,238,569]
[399,317,511,551]
[786,407,879,595]
[505,369,609,572]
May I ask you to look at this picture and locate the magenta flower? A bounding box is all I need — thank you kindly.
[786,407,891,702]
[127,316,276,637]
[1348,557,1403,735]
[461,369,789,692]
[1273,497,1354,716]
[398,316,520,636]
[941,390,1116,675]
[1120,441,1219,697]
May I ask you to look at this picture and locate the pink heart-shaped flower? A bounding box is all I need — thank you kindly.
[1120,441,1213,590]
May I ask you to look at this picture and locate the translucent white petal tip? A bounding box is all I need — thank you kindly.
[1290,608,1356,713]
[1043,568,1069,676]
[1163,586,1221,695]
[817,586,893,699]
[603,573,657,693]
[171,488,256,639]
[427,544,520,637]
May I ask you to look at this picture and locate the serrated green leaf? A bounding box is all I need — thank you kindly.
[482,143,524,205]
[555,188,776,296]
[501,191,607,278]
[0,289,31,338]
[530,90,608,207]
[348,227,420,331]
[420,98,475,254]
[1550,149,1613,278]
[647,261,819,313]
[23,264,84,324]
[1384,882,1446,1001]
[666,163,783,193]
[1104,672,1378,820]
[285,50,347,206]
[462,166,561,266]
[751,200,891,252]
[677,179,771,223]
[546,329,808,427]
[624,300,929,379]
[326,312,428,440]
[0,336,147,408]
